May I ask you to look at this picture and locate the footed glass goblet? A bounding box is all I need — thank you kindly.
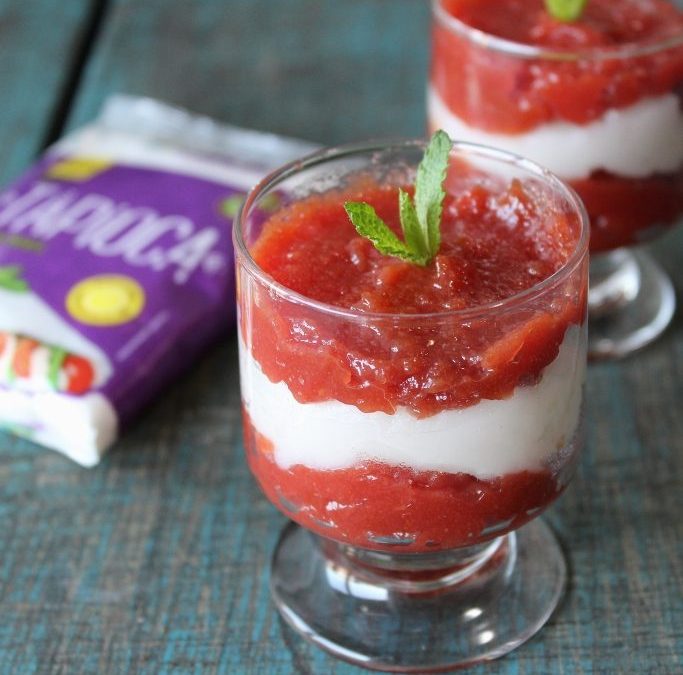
[429,0,683,358]
[234,140,589,670]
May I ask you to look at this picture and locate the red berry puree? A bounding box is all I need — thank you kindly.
[431,0,683,251]
[241,176,586,552]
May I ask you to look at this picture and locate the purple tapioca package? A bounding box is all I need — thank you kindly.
[0,95,316,466]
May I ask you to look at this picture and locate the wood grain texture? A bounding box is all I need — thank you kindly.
[64,0,430,144]
[0,0,96,184]
[0,1,682,673]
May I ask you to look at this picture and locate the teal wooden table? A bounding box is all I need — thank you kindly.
[0,1,681,673]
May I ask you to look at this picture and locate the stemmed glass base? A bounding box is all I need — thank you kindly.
[588,248,675,360]
[270,520,566,672]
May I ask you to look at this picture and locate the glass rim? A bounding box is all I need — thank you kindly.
[432,0,683,61]
[233,138,590,323]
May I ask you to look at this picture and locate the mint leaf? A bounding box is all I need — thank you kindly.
[344,130,453,267]
[344,202,426,265]
[544,0,588,21]
[398,188,427,259]
[414,129,452,257]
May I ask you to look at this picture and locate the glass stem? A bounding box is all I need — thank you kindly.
[588,248,641,318]
[319,533,515,594]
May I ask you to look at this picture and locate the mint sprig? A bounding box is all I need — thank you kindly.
[343,201,426,265]
[544,0,588,22]
[344,130,453,267]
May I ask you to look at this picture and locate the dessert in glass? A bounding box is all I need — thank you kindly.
[234,136,589,670]
[234,134,588,672]
[429,0,683,358]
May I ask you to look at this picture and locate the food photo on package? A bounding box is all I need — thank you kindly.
[0,95,315,467]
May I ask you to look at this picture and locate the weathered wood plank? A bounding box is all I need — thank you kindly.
[65,0,430,144]
[0,0,98,184]
[0,0,681,673]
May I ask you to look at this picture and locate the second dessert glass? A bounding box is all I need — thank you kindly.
[235,139,589,671]
[429,0,683,358]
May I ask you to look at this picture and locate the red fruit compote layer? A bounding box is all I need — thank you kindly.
[430,0,683,252]
[239,173,587,553]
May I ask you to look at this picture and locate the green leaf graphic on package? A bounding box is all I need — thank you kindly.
[220,192,282,218]
[0,266,29,292]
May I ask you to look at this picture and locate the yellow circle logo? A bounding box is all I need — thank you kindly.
[66,275,145,326]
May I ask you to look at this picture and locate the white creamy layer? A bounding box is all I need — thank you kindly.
[239,327,585,478]
[428,87,683,180]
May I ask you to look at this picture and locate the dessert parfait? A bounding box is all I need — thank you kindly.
[430,0,683,357]
[234,134,589,669]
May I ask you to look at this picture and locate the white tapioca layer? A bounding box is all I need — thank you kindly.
[428,87,683,180]
[239,326,585,478]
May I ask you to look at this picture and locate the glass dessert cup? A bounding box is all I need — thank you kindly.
[429,0,683,359]
[234,140,589,671]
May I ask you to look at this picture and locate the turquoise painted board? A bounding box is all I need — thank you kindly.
[0,1,681,673]
[0,0,96,184]
[65,0,430,144]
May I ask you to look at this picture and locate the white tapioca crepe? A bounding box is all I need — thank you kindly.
[0,286,117,467]
[0,286,113,386]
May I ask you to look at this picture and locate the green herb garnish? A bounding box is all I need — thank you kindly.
[344,130,453,267]
[544,0,588,22]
